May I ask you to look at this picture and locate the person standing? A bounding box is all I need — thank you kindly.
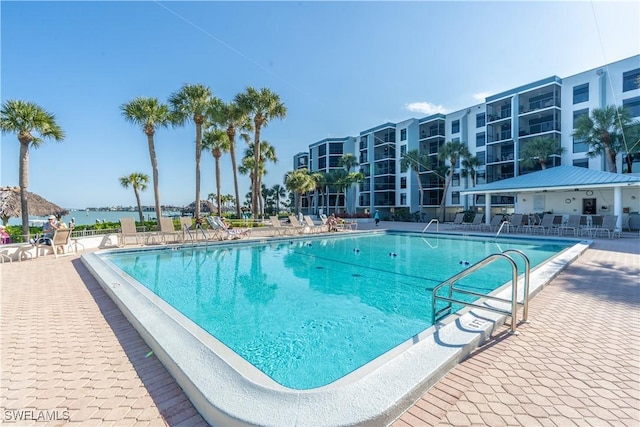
[374,210,380,226]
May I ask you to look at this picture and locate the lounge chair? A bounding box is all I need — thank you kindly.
[507,213,525,233]
[268,216,295,236]
[303,215,327,233]
[158,217,182,243]
[462,213,484,230]
[118,218,143,246]
[208,217,251,240]
[478,215,504,232]
[557,214,581,236]
[35,228,75,258]
[530,214,559,235]
[288,216,309,234]
[595,215,621,239]
[447,213,465,228]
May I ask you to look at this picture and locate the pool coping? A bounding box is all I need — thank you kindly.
[81,232,591,426]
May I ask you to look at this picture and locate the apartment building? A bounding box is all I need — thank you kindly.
[296,55,640,221]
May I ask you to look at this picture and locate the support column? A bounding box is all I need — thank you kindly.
[485,193,492,225]
[614,186,622,231]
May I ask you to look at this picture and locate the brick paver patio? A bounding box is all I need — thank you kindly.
[1,224,638,426]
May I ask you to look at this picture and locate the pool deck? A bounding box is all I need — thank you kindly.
[1,222,638,426]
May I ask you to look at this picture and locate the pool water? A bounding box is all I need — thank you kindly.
[105,232,571,389]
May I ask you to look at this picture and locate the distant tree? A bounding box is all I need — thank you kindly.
[519,136,565,170]
[461,153,482,209]
[311,171,331,215]
[169,83,217,219]
[235,87,287,217]
[0,100,65,239]
[238,138,277,218]
[438,141,470,221]
[120,97,172,220]
[271,184,286,214]
[284,169,315,215]
[572,105,639,173]
[209,100,252,217]
[119,173,149,224]
[202,127,230,216]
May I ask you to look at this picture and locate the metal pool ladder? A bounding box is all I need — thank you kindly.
[421,219,439,233]
[431,249,530,334]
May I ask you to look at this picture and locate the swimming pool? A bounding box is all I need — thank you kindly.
[83,231,589,425]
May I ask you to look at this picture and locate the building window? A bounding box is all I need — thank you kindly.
[476,150,485,166]
[400,193,407,205]
[400,129,407,141]
[476,171,486,185]
[451,120,460,134]
[623,152,640,173]
[623,69,640,92]
[476,113,485,128]
[476,132,485,147]
[623,96,640,118]
[318,145,326,156]
[318,157,326,169]
[573,83,589,104]
[452,173,460,187]
[451,191,460,205]
[400,144,407,156]
[400,176,407,189]
[573,108,589,153]
[573,158,589,168]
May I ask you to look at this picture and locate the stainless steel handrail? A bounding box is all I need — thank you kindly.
[501,249,530,321]
[421,219,439,233]
[431,250,530,334]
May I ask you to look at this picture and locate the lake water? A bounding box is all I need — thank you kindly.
[8,210,183,227]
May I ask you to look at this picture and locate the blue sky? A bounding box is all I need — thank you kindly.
[1,1,639,210]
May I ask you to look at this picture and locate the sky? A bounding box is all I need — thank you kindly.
[1,0,639,210]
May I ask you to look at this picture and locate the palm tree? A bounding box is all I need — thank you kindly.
[400,149,430,213]
[337,153,361,214]
[519,136,565,171]
[284,169,315,215]
[311,171,330,215]
[338,153,359,172]
[271,184,286,214]
[235,87,287,218]
[202,127,230,216]
[119,173,149,224]
[169,83,216,219]
[238,138,278,218]
[210,100,252,217]
[0,100,65,239]
[120,97,172,221]
[572,105,638,173]
[461,153,482,209]
[438,141,470,222]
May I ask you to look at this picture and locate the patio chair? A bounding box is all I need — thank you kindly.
[557,215,581,236]
[118,218,143,246]
[596,215,621,239]
[462,213,484,230]
[289,215,311,234]
[507,213,525,233]
[35,228,75,258]
[478,215,504,232]
[530,214,559,235]
[447,213,465,228]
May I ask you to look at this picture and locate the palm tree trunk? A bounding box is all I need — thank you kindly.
[215,157,222,216]
[147,133,162,221]
[252,125,262,218]
[19,142,30,239]
[227,126,242,218]
[195,121,203,219]
[439,172,452,222]
[134,187,145,224]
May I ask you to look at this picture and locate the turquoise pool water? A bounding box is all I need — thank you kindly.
[105,232,571,389]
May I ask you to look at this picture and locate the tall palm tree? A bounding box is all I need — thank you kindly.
[438,140,470,221]
[284,169,315,215]
[239,138,278,218]
[202,127,230,216]
[210,100,252,217]
[235,87,287,217]
[120,97,172,221]
[119,173,149,224]
[271,184,286,214]
[400,149,430,213]
[519,136,565,171]
[169,83,216,219]
[338,153,359,172]
[461,153,482,209]
[311,171,330,215]
[572,105,638,173]
[0,100,65,239]
[337,153,361,214]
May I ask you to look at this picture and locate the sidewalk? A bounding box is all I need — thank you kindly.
[1,223,638,426]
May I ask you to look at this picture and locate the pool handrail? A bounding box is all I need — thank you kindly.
[431,250,530,334]
[421,219,439,233]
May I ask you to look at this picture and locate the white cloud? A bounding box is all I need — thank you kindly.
[404,101,448,115]
[472,92,492,102]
